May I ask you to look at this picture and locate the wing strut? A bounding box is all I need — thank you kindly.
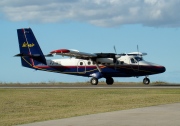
[94,61,102,72]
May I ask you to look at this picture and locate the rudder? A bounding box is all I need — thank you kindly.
[16,28,46,68]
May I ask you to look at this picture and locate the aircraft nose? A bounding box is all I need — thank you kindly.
[157,66,166,73]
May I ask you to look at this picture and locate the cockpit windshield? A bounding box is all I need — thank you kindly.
[134,57,143,61]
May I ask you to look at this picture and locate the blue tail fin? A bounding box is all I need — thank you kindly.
[16,28,46,68]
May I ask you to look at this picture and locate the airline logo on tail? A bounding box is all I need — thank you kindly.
[22,42,35,47]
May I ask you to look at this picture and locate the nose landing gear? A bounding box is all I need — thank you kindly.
[143,77,150,85]
[90,77,98,85]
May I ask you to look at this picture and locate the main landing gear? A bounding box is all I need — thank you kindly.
[106,77,114,85]
[143,77,150,85]
[90,77,114,85]
[90,61,114,85]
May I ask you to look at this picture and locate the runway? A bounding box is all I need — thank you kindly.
[18,103,180,126]
[1,84,180,89]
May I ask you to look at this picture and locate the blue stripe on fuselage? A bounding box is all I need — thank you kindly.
[33,64,165,77]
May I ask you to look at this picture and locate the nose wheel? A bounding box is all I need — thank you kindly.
[143,77,150,85]
[90,77,98,85]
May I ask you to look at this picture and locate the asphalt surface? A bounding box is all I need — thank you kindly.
[1,84,180,89]
[18,103,180,126]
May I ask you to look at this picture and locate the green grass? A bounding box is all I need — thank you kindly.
[0,89,180,126]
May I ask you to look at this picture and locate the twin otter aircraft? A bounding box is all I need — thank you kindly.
[15,28,166,85]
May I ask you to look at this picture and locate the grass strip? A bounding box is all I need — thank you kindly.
[0,89,180,126]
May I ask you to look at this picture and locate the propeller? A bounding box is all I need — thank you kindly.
[114,46,117,54]
[113,46,122,61]
[113,46,122,70]
[113,46,117,63]
[137,45,139,55]
[137,45,140,72]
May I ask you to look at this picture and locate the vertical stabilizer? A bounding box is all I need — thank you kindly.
[16,28,46,68]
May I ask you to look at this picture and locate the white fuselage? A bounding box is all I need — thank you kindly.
[46,55,159,67]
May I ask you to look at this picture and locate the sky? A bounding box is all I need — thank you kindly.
[1,0,180,83]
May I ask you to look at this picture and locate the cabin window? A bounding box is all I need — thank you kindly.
[88,61,91,65]
[80,62,83,65]
[120,61,124,65]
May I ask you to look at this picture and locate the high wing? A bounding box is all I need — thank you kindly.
[49,49,97,59]
[127,52,147,56]
[47,49,147,60]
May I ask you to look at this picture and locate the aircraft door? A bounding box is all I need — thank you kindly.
[129,58,139,72]
[77,60,86,73]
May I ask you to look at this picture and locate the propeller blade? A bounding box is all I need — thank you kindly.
[113,45,117,54]
[136,45,140,72]
[137,45,139,54]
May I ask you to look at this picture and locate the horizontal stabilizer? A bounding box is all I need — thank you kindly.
[44,54,54,57]
[15,53,47,65]
[14,53,41,57]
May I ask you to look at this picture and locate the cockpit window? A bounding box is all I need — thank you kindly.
[134,57,143,61]
[131,58,136,63]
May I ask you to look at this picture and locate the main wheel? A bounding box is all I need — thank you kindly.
[106,77,114,85]
[143,78,150,85]
[90,77,98,85]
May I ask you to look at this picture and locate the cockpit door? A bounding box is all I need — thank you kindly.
[129,58,139,72]
[77,60,86,73]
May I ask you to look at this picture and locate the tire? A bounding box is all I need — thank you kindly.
[143,78,150,85]
[90,77,98,85]
[106,77,114,85]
